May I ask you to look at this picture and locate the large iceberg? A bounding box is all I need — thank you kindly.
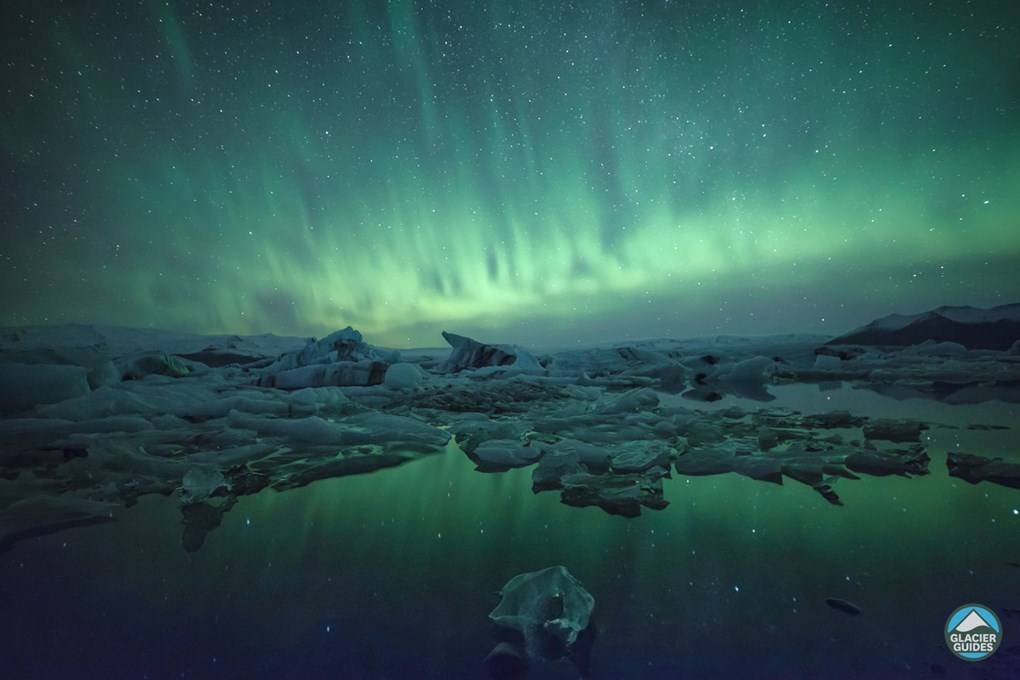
[438,331,542,374]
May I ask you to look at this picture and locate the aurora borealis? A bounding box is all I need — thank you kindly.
[2,0,1018,347]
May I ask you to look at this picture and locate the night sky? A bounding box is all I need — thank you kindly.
[2,0,1018,348]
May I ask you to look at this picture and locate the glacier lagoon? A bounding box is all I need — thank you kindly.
[1,314,1020,679]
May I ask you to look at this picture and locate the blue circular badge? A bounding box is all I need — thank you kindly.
[945,604,1002,661]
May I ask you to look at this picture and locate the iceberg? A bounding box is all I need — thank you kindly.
[489,565,595,670]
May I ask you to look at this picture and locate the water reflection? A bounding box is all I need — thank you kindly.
[2,388,1019,679]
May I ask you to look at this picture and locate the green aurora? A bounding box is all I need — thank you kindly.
[2,0,1018,347]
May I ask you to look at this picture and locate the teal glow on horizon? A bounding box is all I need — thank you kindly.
[2,0,1018,347]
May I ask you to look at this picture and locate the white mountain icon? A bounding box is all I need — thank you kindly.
[955,609,993,632]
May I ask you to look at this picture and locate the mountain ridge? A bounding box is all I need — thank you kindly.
[827,303,1020,350]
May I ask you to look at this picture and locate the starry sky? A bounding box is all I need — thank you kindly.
[2,0,1018,348]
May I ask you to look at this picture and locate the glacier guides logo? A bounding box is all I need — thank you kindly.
[945,604,1002,661]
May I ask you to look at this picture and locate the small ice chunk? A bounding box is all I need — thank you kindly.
[675,445,737,475]
[383,362,427,390]
[710,356,777,382]
[228,410,450,450]
[115,351,190,379]
[180,394,290,419]
[812,354,841,371]
[179,467,230,506]
[947,452,1020,489]
[610,443,672,473]
[473,440,542,469]
[228,412,347,445]
[863,418,925,443]
[533,449,581,489]
[489,565,595,658]
[267,360,388,388]
[595,388,659,414]
[549,438,612,466]
[74,415,154,434]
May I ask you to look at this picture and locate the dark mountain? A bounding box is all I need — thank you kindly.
[827,303,1020,350]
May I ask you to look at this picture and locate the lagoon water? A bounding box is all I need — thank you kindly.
[2,384,1018,679]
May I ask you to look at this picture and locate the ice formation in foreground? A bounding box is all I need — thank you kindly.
[488,565,596,677]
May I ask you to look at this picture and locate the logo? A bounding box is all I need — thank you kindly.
[945,604,1002,661]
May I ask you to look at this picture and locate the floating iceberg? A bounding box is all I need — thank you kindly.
[489,565,595,666]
